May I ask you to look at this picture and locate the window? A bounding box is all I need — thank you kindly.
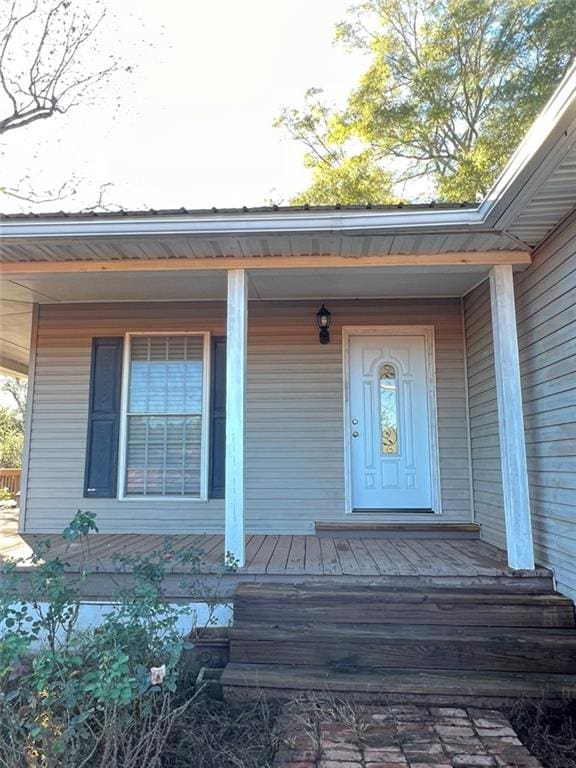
[379,363,399,455]
[120,334,209,498]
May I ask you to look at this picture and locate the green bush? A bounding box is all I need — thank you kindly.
[0,510,235,768]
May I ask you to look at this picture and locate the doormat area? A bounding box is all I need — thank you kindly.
[273,703,542,768]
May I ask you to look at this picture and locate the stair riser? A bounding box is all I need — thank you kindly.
[234,600,575,628]
[230,639,576,674]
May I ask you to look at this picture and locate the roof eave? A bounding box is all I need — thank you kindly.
[0,206,486,240]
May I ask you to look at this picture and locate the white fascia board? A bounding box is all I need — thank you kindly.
[478,60,576,225]
[0,207,484,239]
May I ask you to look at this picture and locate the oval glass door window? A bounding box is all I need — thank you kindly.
[379,364,398,455]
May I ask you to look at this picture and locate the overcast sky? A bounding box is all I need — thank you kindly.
[1,0,367,214]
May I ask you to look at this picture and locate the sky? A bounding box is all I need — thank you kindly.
[1,0,368,214]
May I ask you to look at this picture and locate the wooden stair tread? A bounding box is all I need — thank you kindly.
[222,663,576,700]
[235,582,569,603]
[231,621,576,644]
[234,584,574,628]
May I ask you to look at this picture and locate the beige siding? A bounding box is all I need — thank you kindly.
[464,215,576,600]
[24,298,472,535]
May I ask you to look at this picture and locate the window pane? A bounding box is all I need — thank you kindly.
[125,415,202,496]
[129,336,204,413]
[379,364,398,455]
[125,335,205,497]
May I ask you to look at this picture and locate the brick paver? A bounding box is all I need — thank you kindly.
[273,705,542,768]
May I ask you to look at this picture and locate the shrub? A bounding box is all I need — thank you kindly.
[0,510,237,768]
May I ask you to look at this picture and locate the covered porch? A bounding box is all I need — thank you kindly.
[0,210,538,575]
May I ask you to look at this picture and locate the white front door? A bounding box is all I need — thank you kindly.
[349,333,434,511]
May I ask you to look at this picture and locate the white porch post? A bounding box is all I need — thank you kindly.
[225,269,248,567]
[489,264,535,570]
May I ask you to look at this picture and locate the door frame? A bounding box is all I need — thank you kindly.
[342,325,442,515]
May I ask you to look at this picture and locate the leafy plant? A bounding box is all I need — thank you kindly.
[0,510,235,767]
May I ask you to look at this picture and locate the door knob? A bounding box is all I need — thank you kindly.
[352,431,359,438]
[352,418,358,425]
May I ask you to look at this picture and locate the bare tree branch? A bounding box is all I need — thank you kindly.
[0,0,119,136]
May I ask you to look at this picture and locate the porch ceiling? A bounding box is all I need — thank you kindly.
[0,261,514,373]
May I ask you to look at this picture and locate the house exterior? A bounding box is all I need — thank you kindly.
[1,65,575,606]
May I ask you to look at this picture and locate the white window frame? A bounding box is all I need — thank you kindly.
[117,331,211,502]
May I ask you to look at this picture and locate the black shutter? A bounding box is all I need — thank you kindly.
[209,336,226,499]
[84,337,123,498]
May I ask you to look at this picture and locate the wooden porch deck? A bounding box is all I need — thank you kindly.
[0,524,540,579]
[0,509,553,599]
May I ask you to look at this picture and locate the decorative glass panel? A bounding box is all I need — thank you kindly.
[379,364,398,455]
[125,335,204,497]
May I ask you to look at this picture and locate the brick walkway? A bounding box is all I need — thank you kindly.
[273,704,542,768]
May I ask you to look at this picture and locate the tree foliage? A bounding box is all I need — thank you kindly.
[0,408,23,468]
[0,377,27,468]
[276,0,576,204]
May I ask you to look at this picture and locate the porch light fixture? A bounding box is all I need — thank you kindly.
[316,303,331,345]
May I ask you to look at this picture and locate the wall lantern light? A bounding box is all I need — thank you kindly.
[316,303,331,345]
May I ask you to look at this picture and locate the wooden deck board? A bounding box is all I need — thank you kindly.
[285,535,306,574]
[382,540,420,574]
[334,538,361,575]
[266,535,292,574]
[303,535,324,575]
[361,538,400,575]
[249,535,278,573]
[319,537,342,576]
[345,538,381,576]
[433,540,479,574]
[244,535,266,567]
[410,540,461,576]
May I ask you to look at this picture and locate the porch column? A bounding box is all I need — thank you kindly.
[225,269,248,567]
[489,264,535,570]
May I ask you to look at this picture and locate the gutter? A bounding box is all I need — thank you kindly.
[0,207,486,239]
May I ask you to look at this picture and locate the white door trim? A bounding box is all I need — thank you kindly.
[342,325,442,515]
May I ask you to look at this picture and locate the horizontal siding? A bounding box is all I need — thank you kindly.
[24,298,472,535]
[463,281,504,550]
[464,214,576,600]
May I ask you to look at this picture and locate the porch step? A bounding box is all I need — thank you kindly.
[221,663,576,705]
[230,622,576,674]
[314,522,481,539]
[224,581,576,702]
[234,583,575,628]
